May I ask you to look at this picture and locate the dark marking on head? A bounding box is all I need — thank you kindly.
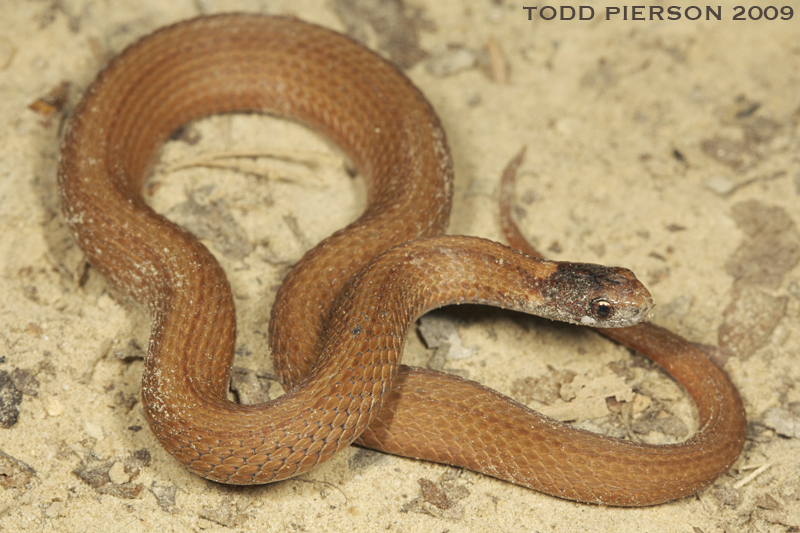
[541,262,649,325]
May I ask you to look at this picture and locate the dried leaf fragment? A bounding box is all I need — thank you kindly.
[333,0,428,68]
[539,374,633,422]
[419,478,451,509]
[150,483,178,513]
[402,470,470,520]
[28,81,70,118]
[0,370,22,428]
[0,449,36,489]
[72,450,150,499]
[718,201,800,357]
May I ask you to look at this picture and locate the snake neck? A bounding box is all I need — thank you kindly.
[305,235,653,395]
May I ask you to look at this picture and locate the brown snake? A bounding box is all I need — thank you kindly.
[58,14,746,506]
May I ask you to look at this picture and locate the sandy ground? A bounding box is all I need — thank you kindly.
[2,0,800,531]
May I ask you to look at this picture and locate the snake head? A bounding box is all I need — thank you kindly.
[540,262,654,328]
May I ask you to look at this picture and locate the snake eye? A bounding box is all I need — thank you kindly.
[591,299,614,319]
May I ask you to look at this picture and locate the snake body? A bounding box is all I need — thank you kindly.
[58,14,745,506]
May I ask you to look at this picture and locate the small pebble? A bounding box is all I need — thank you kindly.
[45,396,64,417]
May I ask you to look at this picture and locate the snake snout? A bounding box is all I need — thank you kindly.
[592,266,654,327]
